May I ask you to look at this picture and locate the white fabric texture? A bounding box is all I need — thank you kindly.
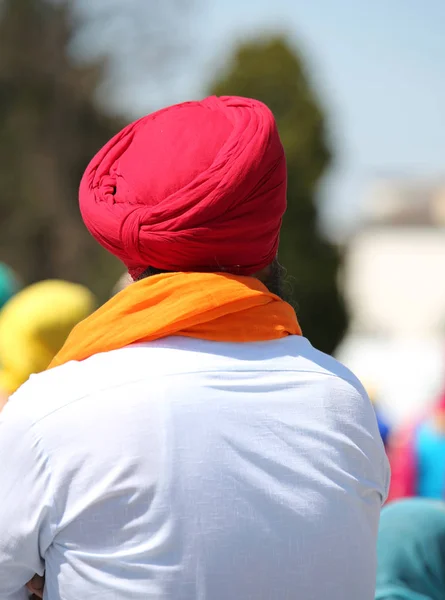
[0,335,389,600]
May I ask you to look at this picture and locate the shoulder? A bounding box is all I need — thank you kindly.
[6,355,126,426]
[285,336,369,399]
[5,344,169,426]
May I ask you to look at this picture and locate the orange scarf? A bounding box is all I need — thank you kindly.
[49,272,301,369]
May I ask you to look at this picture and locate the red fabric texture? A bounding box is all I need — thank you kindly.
[79,96,287,279]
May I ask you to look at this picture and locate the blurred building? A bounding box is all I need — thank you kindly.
[336,179,445,424]
[362,179,445,227]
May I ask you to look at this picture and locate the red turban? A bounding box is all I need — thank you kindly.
[80,96,287,279]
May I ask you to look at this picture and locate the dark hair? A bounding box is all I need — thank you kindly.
[135,266,168,280]
[136,259,293,303]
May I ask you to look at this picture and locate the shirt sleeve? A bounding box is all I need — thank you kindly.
[0,401,55,599]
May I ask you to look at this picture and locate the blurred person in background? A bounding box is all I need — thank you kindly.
[0,263,21,410]
[375,498,445,600]
[0,263,20,311]
[376,407,391,449]
[387,390,445,501]
[0,280,96,412]
[0,96,388,600]
[366,383,391,448]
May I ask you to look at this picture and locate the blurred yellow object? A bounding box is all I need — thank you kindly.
[0,280,96,395]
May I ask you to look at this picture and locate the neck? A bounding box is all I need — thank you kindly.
[134,259,289,302]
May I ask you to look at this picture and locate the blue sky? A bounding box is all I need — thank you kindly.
[87,0,445,239]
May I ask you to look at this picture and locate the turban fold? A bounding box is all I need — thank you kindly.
[80,96,287,279]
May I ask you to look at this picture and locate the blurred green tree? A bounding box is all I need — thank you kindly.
[0,0,125,298]
[210,37,347,353]
[0,0,192,299]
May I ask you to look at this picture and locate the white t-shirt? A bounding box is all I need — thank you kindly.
[0,335,389,600]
